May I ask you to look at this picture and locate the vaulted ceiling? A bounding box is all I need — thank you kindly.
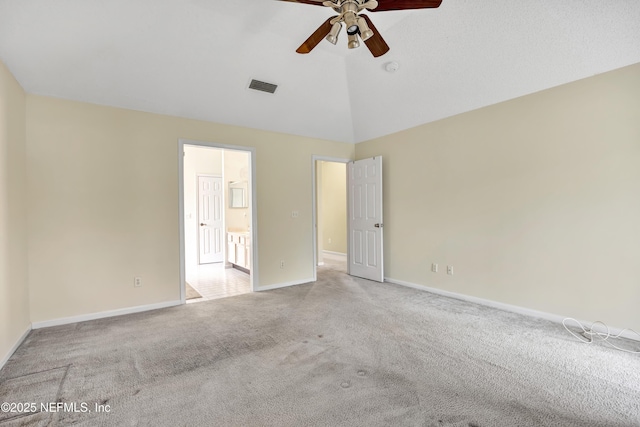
[1,0,639,143]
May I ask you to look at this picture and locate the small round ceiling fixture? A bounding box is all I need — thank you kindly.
[385,61,399,73]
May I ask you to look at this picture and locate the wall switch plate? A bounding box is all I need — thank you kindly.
[447,266,453,275]
[431,263,438,273]
[134,277,142,287]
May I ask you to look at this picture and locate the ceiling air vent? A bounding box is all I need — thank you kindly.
[249,79,278,94]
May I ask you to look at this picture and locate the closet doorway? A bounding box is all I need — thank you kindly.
[313,157,349,279]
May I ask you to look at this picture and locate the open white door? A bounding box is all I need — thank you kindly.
[348,156,384,282]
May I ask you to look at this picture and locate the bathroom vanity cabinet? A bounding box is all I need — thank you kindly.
[227,231,251,273]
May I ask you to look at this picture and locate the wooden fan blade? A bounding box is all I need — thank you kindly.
[372,0,442,12]
[361,15,390,57]
[296,18,334,54]
[277,0,326,6]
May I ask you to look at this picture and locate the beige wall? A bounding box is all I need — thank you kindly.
[319,161,347,254]
[10,57,638,337]
[0,61,30,363]
[356,63,640,331]
[224,150,251,233]
[183,145,223,268]
[26,95,354,322]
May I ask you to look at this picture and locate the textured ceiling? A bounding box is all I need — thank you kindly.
[1,0,639,143]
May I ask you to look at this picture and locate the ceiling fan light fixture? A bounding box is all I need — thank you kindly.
[326,22,342,45]
[357,16,373,41]
[344,12,359,35]
[347,33,360,49]
[286,0,424,57]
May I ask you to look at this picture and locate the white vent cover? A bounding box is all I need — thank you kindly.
[249,79,278,94]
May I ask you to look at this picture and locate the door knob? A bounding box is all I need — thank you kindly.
[200,223,206,226]
[374,223,383,228]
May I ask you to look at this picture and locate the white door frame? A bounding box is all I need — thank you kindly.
[311,155,351,282]
[178,139,258,303]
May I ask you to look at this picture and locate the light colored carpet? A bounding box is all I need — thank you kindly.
[1,264,639,426]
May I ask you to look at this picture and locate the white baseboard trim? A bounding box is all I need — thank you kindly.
[1,325,32,371]
[256,277,315,292]
[323,250,346,257]
[385,277,640,342]
[31,300,183,329]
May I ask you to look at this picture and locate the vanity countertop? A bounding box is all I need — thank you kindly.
[227,229,250,236]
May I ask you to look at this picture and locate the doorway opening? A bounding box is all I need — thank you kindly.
[312,157,349,280]
[178,139,257,304]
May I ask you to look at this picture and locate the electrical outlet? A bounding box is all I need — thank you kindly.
[431,263,438,273]
[447,266,453,275]
[280,260,285,269]
[291,211,299,218]
[134,277,142,287]
[328,238,332,244]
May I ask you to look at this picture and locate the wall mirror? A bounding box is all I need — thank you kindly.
[229,181,248,208]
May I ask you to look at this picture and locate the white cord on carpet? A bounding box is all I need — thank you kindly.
[562,318,640,354]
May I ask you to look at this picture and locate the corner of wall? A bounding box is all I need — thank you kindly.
[0,59,31,370]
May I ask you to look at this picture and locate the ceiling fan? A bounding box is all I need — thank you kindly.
[277,0,443,57]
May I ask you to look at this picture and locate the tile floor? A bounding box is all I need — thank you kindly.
[186,263,251,303]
